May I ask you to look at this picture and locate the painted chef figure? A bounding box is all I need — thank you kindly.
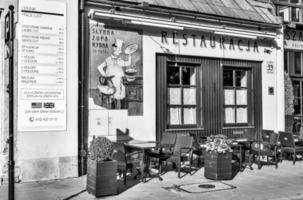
[97,38,132,109]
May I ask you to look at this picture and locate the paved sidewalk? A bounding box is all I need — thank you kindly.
[1,160,303,200]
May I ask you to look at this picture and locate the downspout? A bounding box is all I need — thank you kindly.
[78,0,86,176]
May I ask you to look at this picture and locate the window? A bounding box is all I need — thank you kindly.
[287,51,303,75]
[276,0,302,22]
[223,68,250,126]
[167,62,198,127]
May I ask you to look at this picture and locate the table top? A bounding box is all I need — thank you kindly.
[125,140,156,149]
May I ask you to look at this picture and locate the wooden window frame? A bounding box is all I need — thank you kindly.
[223,66,252,127]
[166,61,201,129]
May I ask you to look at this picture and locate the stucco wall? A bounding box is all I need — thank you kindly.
[16,0,79,181]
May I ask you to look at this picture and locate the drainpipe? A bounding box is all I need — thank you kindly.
[78,0,86,176]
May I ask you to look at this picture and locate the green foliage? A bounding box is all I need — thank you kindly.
[88,136,114,161]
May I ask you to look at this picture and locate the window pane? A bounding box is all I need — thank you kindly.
[290,0,301,4]
[295,52,301,74]
[167,66,180,84]
[223,69,233,86]
[169,88,181,105]
[169,107,181,125]
[183,108,196,124]
[294,98,301,115]
[235,71,247,87]
[224,89,235,105]
[224,107,235,123]
[292,7,300,22]
[182,67,196,85]
[183,88,196,105]
[284,51,288,72]
[236,108,248,123]
[236,89,247,105]
[293,81,300,98]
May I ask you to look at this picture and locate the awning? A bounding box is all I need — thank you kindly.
[97,0,281,26]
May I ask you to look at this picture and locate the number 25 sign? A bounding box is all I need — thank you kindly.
[267,61,274,74]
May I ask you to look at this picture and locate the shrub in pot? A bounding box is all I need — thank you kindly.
[87,136,117,197]
[204,134,233,180]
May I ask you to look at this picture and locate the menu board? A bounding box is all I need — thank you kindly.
[17,0,66,131]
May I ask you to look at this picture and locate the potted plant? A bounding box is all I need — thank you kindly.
[204,134,233,180]
[284,71,295,132]
[86,136,117,197]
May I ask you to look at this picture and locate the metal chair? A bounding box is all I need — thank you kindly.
[112,142,142,185]
[251,130,279,169]
[278,131,303,165]
[189,133,205,167]
[165,135,194,178]
[147,133,177,174]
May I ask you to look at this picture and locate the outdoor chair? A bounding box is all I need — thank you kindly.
[147,133,177,174]
[189,133,205,167]
[165,135,194,178]
[278,131,303,165]
[231,131,256,171]
[112,142,142,185]
[251,130,279,169]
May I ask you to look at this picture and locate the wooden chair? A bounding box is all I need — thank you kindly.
[165,135,194,178]
[251,130,279,169]
[112,142,142,185]
[278,131,303,165]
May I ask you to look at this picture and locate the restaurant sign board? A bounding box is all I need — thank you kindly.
[284,29,303,50]
[17,0,67,131]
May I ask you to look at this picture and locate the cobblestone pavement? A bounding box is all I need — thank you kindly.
[1,160,303,200]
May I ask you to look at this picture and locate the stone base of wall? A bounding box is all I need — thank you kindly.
[20,156,78,182]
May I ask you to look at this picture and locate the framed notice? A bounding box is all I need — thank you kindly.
[17,0,66,131]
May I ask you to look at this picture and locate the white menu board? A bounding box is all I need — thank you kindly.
[17,0,66,131]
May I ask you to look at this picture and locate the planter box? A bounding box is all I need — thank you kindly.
[204,151,232,180]
[87,159,117,197]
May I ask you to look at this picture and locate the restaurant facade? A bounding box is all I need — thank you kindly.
[273,0,303,132]
[0,0,284,181]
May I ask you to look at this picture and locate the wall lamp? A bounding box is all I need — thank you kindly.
[130,20,184,30]
[90,10,277,39]
[214,31,257,39]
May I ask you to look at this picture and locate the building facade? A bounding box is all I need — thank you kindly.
[0,0,284,181]
[273,0,303,133]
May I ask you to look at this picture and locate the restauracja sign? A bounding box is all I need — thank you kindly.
[161,31,259,52]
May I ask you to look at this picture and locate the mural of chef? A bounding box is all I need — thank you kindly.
[97,38,136,109]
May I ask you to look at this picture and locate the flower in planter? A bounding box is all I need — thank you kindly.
[88,136,114,161]
[205,134,233,154]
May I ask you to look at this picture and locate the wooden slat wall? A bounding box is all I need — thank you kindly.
[156,54,262,141]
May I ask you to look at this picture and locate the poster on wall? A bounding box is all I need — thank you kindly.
[89,20,143,116]
[17,0,66,131]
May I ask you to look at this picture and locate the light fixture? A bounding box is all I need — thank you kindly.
[214,31,257,39]
[91,10,277,39]
[130,20,184,30]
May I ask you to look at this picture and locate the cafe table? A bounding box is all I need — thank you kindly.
[124,140,156,182]
[231,138,255,171]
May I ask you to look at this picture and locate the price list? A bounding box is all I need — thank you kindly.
[18,0,67,131]
[20,24,65,85]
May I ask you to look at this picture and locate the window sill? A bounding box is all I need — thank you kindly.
[165,128,205,132]
[222,126,255,129]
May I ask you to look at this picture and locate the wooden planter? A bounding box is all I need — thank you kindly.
[204,151,232,180]
[87,159,117,197]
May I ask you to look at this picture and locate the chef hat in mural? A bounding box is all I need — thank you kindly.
[112,38,124,48]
